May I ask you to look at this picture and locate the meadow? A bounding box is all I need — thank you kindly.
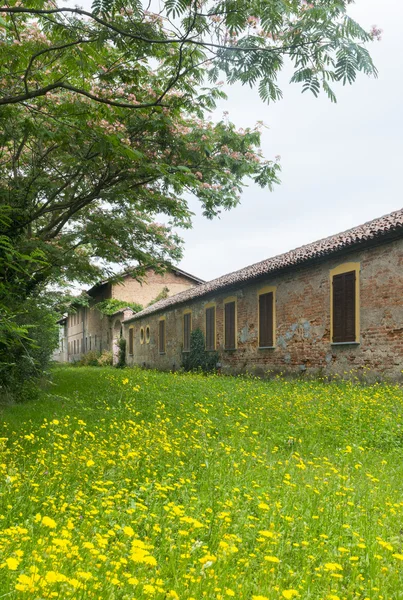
[1,367,403,600]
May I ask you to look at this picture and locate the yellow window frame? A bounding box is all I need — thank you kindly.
[205,302,216,351]
[223,296,237,350]
[183,309,192,352]
[257,285,276,348]
[158,316,166,354]
[329,262,360,344]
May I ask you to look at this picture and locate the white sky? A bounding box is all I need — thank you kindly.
[80,0,403,282]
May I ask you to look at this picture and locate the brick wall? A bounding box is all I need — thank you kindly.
[124,237,403,381]
[112,270,197,306]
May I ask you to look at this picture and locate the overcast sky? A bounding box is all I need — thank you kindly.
[81,0,402,281]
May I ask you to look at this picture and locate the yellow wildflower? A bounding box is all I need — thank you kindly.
[6,557,19,570]
[264,555,280,563]
[282,591,299,599]
[42,516,56,528]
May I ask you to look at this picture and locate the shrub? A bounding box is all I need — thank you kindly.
[116,337,126,369]
[182,328,218,373]
[0,296,59,402]
[96,299,143,316]
[78,351,100,367]
[98,350,113,367]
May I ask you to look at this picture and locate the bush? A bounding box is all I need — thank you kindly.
[0,297,59,402]
[182,328,218,373]
[78,351,100,367]
[98,350,113,367]
[116,337,126,369]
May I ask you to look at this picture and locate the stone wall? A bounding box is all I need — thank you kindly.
[124,237,403,381]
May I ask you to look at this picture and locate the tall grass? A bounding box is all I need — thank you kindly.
[1,367,403,599]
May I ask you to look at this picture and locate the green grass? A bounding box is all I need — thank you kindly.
[1,367,403,599]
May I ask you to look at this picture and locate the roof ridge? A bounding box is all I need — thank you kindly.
[123,207,403,323]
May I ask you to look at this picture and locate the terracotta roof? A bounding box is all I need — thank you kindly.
[124,208,403,323]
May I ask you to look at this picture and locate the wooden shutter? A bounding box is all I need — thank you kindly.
[206,307,215,350]
[129,328,134,355]
[159,320,165,353]
[332,270,356,343]
[225,302,236,350]
[183,313,191,351]
[259,292,273,347]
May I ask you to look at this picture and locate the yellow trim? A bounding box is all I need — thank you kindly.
[205,302,216,350]
[330,262,360,343]
[140,327,144,344]
[145,325,150,344]
[183,309,192,351]
[128,325,134,355]
[257,286,276,348]
[223,296,237,350]
[158,317,166,353]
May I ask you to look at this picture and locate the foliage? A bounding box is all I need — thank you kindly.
[1,367,403,597]
[182,328,218,373]
[77,350,101,367]
[147,287,170,307]
[0,295,59,401]
[73,349,113,367]
[97,350,113,367]
[116,337,126,369]
[95,298,143,316]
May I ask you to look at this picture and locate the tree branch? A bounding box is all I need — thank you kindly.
[0,81,167,109]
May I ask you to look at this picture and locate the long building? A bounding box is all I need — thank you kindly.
[53,267,204,363]
[122,209,403,381]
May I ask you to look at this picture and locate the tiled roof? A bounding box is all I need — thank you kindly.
[124,208,403,323]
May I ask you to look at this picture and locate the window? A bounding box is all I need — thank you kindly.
[183,311,191,352]
[89,335,92,350]
[330,263,360,344]
[73,339,76,354]
[224,298,236,350]
[85,337,88,351]
[159,319,166,354]
[258,287,276,348]
[205,305,216,351]
[129,327,134,355]
[145,326,150,344]
[95,334,97,350]
[140,327,144,344]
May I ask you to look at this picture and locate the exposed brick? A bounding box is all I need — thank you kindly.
[124,238,403,382]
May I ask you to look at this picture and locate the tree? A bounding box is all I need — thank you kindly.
[0,0,378,393]
[0,0,378,289]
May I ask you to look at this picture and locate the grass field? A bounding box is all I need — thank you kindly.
[1,367,403,599]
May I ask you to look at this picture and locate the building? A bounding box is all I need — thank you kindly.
[123,209,403,381]
[53,267,204,362]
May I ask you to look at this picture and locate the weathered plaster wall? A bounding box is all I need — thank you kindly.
[124,237,403,381]
[64,271,200,361]
[112,270,197,306]
[66,283,111,361]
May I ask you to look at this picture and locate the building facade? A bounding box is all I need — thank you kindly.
[123,210,403,381]
[53,267,204,362]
